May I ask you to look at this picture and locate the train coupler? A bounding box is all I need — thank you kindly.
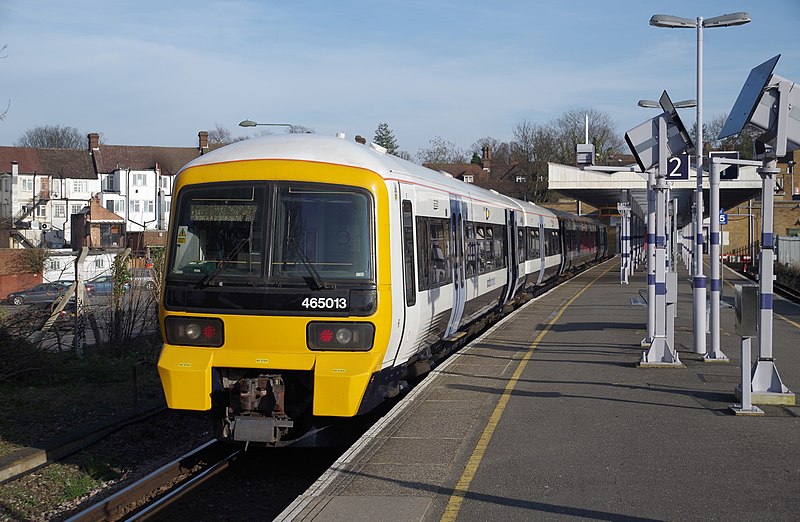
[223,374,295,444]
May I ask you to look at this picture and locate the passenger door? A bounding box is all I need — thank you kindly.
[445,195,467,338]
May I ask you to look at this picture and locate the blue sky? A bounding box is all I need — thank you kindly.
[1,1,798,157]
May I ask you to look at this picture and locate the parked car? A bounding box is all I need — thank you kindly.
[49,280,96,296]
[88,275,129,295]
[7,283,69,306]
[131,268,156,291]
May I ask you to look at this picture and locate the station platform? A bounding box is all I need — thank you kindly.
[278,257,800,521]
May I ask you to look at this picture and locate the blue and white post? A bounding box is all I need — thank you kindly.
[751,160,794,403]
[641,114,681,366]
[705,158,728,362]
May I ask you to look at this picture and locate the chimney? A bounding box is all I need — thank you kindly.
[88,133,100,151]
[482,146,491,171]
[198,131,209,152]
[11,160,18,177]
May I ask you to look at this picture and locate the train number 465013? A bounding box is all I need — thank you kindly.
[301,297,348,310]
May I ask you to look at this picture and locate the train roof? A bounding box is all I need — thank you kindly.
[179,133,557,219]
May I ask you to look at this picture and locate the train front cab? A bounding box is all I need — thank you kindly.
[157,159,401,443]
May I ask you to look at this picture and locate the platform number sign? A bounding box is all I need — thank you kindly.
[719,209,728,225]
[666,151,690,180]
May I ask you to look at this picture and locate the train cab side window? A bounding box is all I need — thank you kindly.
[517,227,526,262]
[402,200,416,306]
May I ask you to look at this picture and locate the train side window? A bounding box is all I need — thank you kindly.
[429,219,452,287]
[465,223,476,277]
[528,227,540,259]
[494,225,506,268]
[517,227,526,262]
[402,200,416,306]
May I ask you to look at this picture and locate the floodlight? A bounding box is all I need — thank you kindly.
[719,55,780,139]
[659,91,695,154]
[625,91,695,172]
[720,55,800,156]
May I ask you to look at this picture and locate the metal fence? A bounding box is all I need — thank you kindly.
[777,236,800,267]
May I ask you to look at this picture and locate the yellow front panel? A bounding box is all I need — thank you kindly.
[157,345,214,410]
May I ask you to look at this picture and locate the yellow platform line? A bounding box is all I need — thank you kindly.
[440,263,614,521]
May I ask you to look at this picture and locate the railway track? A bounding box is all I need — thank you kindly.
[65,440,239,522]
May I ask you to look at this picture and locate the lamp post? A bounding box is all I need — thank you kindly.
[649,11,751,356]
[637,98,696,345]
[239,119,295,133]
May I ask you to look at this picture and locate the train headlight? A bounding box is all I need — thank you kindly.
[165,316,224,347]
[307,322,374,351]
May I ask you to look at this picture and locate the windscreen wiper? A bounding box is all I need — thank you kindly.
[287,237,335,290]
[196,238,249,288]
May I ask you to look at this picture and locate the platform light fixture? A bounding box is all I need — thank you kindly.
[638,99,696,109]
[239,119,295,133]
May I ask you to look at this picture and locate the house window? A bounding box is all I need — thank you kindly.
[48,259,62,271]
[115,200,125,213]
[131,200,141,213]
[133,172,146,186]
[95,257,105,268]
[53,204,66,218]
[71,204,84,215]
[160,176,171,190]
[22,178,34,191]
[145,200,154,213]
[35,205,46,218]
[73,180,87,193]
[463,175,474,183]
[515,176,526,183]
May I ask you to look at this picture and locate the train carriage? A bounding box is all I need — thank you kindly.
[157,134,606,444]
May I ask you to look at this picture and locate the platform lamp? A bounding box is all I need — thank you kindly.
[239,120,295,133]
[650,12,751,356]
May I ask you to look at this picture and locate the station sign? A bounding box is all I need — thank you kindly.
[710,151,740,180]
[666,151,690,180]
[617,202,631,213]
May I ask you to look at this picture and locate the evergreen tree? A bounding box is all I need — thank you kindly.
[373,123,399,155]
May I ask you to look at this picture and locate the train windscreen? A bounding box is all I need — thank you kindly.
[168,182,373,286]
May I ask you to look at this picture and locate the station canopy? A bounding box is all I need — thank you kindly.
[547,162,762,228]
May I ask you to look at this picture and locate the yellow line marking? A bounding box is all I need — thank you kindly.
[440,263,615,521]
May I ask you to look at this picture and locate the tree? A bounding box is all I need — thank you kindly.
[16,125,86,149]
[208,124,234,144]
[510,120,558,202]
[373,123,399,155]
[416,136,467,164]
[471,136,513,166]
[550,108,623,166]
[289,125,315,134]
[702,113,758,160]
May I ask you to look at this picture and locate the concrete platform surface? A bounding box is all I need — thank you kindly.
[278,258,800,521]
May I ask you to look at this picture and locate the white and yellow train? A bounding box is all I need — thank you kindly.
[157,133,607,444]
